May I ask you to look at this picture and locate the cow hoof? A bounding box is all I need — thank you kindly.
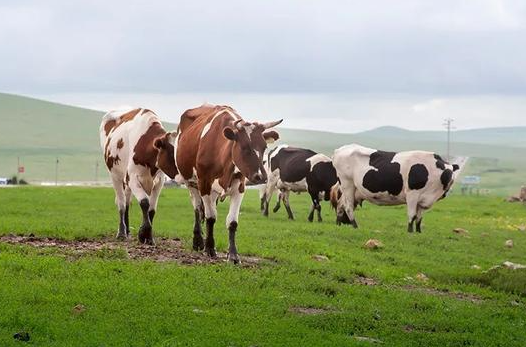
[317,218,323,223]
[307,217,314,223]
[139,236,155,245]
[205,247,217,258]
[227,253,240,265]
[193,236,205,251]
[116,232,128,241]
[350,220,358,229]
[273,206,280,213]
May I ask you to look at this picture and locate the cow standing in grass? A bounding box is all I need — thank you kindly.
[175,104,281,263]
[262,145,338,222]
[100,108,177,244]
[331,144,459,232]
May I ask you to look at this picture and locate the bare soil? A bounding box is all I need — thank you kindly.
[0,234,266,267]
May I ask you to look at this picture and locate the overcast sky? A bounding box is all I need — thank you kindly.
[1,0,526,132]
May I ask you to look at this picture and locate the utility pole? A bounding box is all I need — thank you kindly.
[55,158,59,186]
[443,118,455,162]
[95,160,99,183]
[17,156,20,182]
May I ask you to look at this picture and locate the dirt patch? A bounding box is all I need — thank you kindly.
[401,285,483,303]
[354,276,379,286]
[0,234,267,267]
[288,306,333,315]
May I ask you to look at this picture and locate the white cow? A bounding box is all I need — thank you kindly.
[100,108,177,244]
[331,144,459,232]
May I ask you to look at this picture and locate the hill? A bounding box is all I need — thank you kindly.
[1,93,525,195]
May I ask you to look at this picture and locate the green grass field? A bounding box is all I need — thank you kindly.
[0,187,525,346]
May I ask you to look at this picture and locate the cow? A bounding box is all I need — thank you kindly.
[262,145,338,222]
[331,144,460,232]
[100,108,177,244]
[175,104,281,263]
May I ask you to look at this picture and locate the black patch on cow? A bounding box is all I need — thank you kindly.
[434,154,446,170]
[308,161,338,200]
[362,151,403,196]
[270,147,317,183]
[440,169,453,190]
[408,164,429,190]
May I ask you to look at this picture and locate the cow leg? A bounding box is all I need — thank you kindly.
[147,174,165,232]
[260,191,266,212]
[263,177,278,217]
[339,183,358,228]
[201,183,219,258]
[124,186,132,236]
[282,190,294,220]
[128,174,154,245]
[111,177,128,240]
[226,180,244,264]
[316,202,322,222]
[415,207,424,233]
[406,198,418,233]
[272,191,282,213]
[189,186,204,251]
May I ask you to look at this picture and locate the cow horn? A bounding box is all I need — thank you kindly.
[262,119,283,129]
[234,119,244,130]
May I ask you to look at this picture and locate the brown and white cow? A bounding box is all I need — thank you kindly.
[175,104,281,263]
[100,108,177,244]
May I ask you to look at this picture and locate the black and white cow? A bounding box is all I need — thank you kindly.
[331,144,459,232]
[263,145,338,222]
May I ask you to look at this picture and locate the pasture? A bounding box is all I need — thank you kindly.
[0,186,525,346]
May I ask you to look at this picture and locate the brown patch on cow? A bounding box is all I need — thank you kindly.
[329,183,341,210]
[104,119,117,136]
[105,154,120,170]
[117,138,124,149]
[133,122,166,176]
[0,234,268,267]
[119,108,142,123]
[153,133,178,179]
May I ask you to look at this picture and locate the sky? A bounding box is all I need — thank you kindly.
[1,0,526,132]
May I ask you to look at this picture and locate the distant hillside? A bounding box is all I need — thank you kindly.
[1,92,525,195]
[358,125,526,148]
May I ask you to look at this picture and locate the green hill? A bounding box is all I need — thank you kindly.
[1,93,525,195]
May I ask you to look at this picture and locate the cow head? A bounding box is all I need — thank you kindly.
[330,182,356,225]
[154,131,178,179]
[223,119,282,184]
[440,163,460,199]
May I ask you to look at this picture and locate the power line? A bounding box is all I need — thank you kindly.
[443,118,455,162]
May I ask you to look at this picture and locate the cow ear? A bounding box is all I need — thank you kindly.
[263,130,279,144]
[453,164,460,172]
[154,137,164,149]
[223,126,237,141]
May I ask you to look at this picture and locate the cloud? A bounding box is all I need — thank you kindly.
[0,0,525,95]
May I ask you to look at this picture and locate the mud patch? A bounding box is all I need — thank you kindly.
[401,285,483,303]
[0,234,267,267]
[288,306,333,315]
[354,276,379,286]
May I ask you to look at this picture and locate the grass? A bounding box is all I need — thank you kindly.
[0,186,525,346]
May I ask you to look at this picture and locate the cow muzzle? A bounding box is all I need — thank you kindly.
[249,172,266,185]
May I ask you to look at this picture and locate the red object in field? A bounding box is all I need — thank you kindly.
[18,166,25,173]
